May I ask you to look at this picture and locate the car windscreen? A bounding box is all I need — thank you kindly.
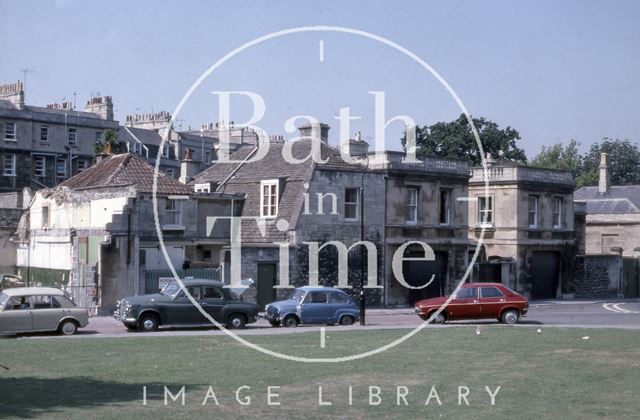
[288,289,306,302]
[0,292,8,310]
[161,282,182,296]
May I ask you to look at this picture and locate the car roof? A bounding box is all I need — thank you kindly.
[297,286,347,293]
[463,282,504,288]
[1,287,65,297]
[181,279,224,287]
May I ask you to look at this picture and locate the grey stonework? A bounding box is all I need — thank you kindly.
[573,255,621,298]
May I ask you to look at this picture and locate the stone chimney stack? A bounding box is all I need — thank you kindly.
[84,96,114,120]
[125,111,171,131]
[179,148,199,184]
[340,131,370,157]
[599,152,610,194]
[297,122,330,143]
[0,81,25,109]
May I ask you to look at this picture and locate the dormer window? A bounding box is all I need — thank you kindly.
[260,180,279,218]
[194,183,211,193]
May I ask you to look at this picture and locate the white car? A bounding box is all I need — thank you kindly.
[0,287,89,335]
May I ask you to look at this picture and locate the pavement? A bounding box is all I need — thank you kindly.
[10,299,640,339]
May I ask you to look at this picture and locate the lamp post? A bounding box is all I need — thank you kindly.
[359,154,370,326]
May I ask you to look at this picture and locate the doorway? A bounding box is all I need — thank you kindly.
[257,263,277,309]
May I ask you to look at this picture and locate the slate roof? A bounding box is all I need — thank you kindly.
[58,153,192,195]
[191,140,367,243]
[118,126,163,146]
[0,100,117,128]
[574,185,640,214]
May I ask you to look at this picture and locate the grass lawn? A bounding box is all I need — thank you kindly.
[0,326,638,419]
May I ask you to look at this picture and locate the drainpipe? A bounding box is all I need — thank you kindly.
[126,198,135,265]
[359,154,370,325]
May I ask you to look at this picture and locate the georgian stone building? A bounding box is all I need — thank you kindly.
[0,81,118,193]
[468,160,576,299]
[191,127,387,308]
[368,152,471,305]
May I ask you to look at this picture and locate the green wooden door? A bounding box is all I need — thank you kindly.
[257,263,277,310]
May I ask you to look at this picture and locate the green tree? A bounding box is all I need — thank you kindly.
[530,139,583,180]
[579,138,640,187]
[94,129,124,155]
[403,114,527,165]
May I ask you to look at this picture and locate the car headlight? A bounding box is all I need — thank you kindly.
[265,304,270,311]
[124,304,132,313]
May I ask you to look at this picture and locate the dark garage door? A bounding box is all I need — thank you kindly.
[530,251,559,299]
[403,251,448,304]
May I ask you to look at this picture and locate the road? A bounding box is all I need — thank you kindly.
[12,300,640,339]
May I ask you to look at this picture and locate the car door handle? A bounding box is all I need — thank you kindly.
[473,300,478,303]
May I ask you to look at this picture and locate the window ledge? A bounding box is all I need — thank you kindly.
[162,224,185,231]
[4,138,17,142]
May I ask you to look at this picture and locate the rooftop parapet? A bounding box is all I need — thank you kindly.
[367,151,470,177]
[469,165,574,186]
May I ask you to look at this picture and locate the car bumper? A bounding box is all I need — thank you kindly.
[265,312,280,322]
[113,311,136,324]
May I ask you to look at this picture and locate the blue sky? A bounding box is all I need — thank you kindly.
[1,0,639,157]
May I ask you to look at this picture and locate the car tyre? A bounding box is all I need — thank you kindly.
[59,320,78,335]
[429,311,446,324]
[339,315,355,326]
[138,314,159,332]
[282,315,299,328]
[227,313,247,330]
[501,309,520,325]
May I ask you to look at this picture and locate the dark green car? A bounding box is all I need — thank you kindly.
[114,279,259,332]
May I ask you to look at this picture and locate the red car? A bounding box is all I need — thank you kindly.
[414,282,528,324]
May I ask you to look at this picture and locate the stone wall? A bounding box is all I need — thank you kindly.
[573,255,621,298]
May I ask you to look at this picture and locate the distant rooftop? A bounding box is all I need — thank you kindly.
[574,185,640,214]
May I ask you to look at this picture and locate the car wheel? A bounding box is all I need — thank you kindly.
[59,320,78,335]
[227,313,247,330]
[138,314,159,332]
[430,311,446,324]
[282,315,298,328]
[339,315,355,326]
[501,309,520,325]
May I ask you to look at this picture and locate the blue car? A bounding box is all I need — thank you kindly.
[265,287,360,327]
